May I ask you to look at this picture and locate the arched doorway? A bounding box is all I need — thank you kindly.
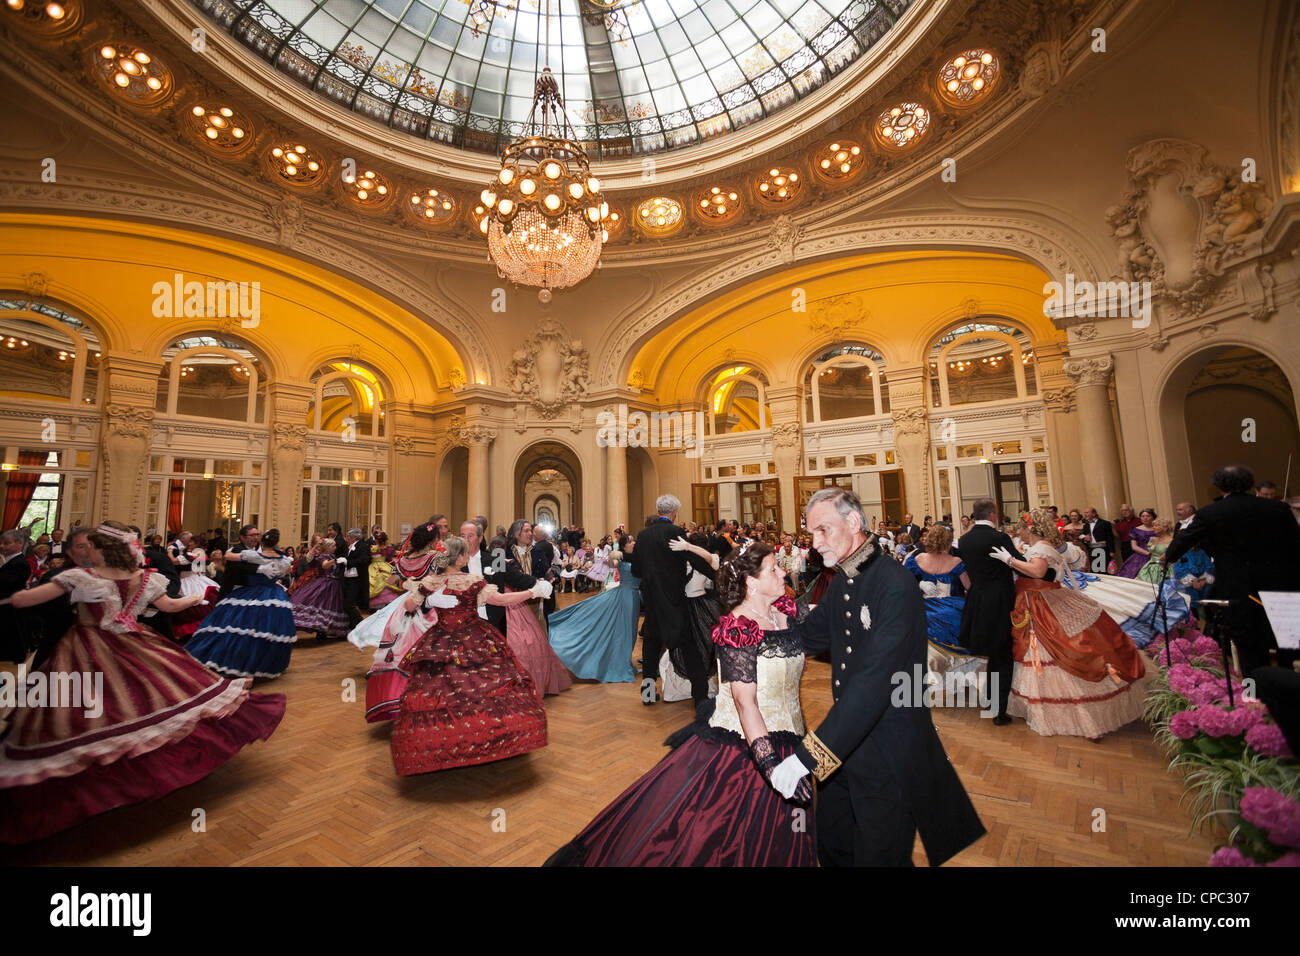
[1160,346,1300,503]
[514,441,583,535]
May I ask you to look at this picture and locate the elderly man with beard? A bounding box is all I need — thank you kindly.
[768,487,985,867]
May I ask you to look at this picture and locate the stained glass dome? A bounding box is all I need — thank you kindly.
[196,0,912,157]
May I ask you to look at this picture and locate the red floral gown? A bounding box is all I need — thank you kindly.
[389,578,548,775]
[0,567,284,843]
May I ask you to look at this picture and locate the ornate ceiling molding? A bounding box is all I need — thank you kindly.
[596,211,1097,387]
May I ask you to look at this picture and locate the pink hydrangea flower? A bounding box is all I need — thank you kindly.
[1245,723,1295,760]
[1192,636,1223,659]
[1267,852,1300,867]
[1194,705,1234,738]
[1239,787,1300,850]
[1169,709,1199,740]
[1209,846,1254,867]
[1224,704,1265,736]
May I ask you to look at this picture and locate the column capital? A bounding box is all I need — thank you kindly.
[890,406,929,438]
[464,424,497,446]
[770,421,802,449]
[1064,355,1114,388]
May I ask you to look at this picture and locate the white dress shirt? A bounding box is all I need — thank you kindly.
[467,550,489,620]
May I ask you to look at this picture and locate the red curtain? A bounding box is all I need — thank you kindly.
[166,479,185,534]
[2,451,47,531]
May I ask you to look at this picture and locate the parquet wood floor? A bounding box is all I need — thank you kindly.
[0,592,1218,866]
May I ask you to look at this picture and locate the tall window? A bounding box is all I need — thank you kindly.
[927,321,1037,407]
[156,335,266,423]
[0,299,102,406]
[705,366,769,434]
[803,345,889,422]
[308,362,387,437]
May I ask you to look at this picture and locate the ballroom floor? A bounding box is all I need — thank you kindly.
[0,591,1217,866]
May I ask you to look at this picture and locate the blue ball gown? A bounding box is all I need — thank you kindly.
[187,552,297,678]
[904,554,982,684]
[546,569,641,682]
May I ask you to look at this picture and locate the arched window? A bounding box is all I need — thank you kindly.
[704,366,770,435]
[927,321,1037,407]
[156,335,266,423]
[803,345,889,422]
[307,362,387,438]
[0,298,102,406]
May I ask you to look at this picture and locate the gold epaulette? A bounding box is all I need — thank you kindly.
[802,730,842,781]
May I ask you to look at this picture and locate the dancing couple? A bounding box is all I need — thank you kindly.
[550,487,985,866]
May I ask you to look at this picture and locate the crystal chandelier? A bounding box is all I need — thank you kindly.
[480,1,610,303]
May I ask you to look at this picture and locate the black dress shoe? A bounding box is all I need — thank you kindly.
[992,713,1012,726]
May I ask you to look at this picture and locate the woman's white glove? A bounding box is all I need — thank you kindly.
[989,546,1015,565]
[530,581,551,600]
[667,537,687,552]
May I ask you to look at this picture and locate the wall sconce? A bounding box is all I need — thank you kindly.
[341,479,350,486]
[203,472,214,479]
[0,463,16,472]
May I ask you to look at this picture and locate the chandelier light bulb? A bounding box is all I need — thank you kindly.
[543,193,562,211]
[146,77,161,90]
[520,178,536,195]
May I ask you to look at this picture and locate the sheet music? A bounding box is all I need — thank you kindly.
[1258,591,1300,650]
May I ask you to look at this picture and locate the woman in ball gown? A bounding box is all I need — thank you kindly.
[1117,509,1159,578]
[903,524,983,686]
[169,535,221,641]
[367,532,403,610]
[185,529,297,679]
[390,536,553,775]
[289,538,349,639]
[0,521,284,844]
[547,544,641,683]
[504,519,571,695]
[349,526,452,722]
[1061,509,1087,547]
[546,541,815,866]
[584,536,613,589]
[992,509,1149,738]
[1054,522,1190,649]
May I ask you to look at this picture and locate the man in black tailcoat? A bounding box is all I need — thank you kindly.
[0,529,36,663]
[1165,464,1300,673]
[462,520,548,636]
[770,487,985,866]
[630,493,716,706]
[337,528,372,631]
[955,498,1019,724]
[530,525,559,618]
[219,525,261,598]
[1079,507,1117,572]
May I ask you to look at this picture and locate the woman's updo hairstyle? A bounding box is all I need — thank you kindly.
[408,524,439,552]
[89,519,138,571]
[1021,508,1063,545]
[261,528,281,551]
[717,540,773,613]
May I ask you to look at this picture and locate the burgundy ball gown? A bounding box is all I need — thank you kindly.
[390,578,548,774]
[546,596,816,866]
[0,567,284,844]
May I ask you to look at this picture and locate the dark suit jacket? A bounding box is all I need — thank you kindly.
[955,523,1019,656]
[631,518,713,646]
[1080,517,1116,564]
[337,539,372,583]
[0,551,36,662]
[483,544,538,635]
[219,543,253,597]
[793,538,985,865]
[901,522,923,543]
[1165,493,1300,599]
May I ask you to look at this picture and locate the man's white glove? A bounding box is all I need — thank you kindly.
[334,556,347,566]
[531,580,553,600]
[424,588,458,610]
[770,754,811,799]
[989,546,1015,566]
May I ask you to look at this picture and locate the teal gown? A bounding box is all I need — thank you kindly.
[546,570,641,683]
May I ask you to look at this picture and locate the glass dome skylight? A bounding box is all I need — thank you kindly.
[196,0,911,157]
